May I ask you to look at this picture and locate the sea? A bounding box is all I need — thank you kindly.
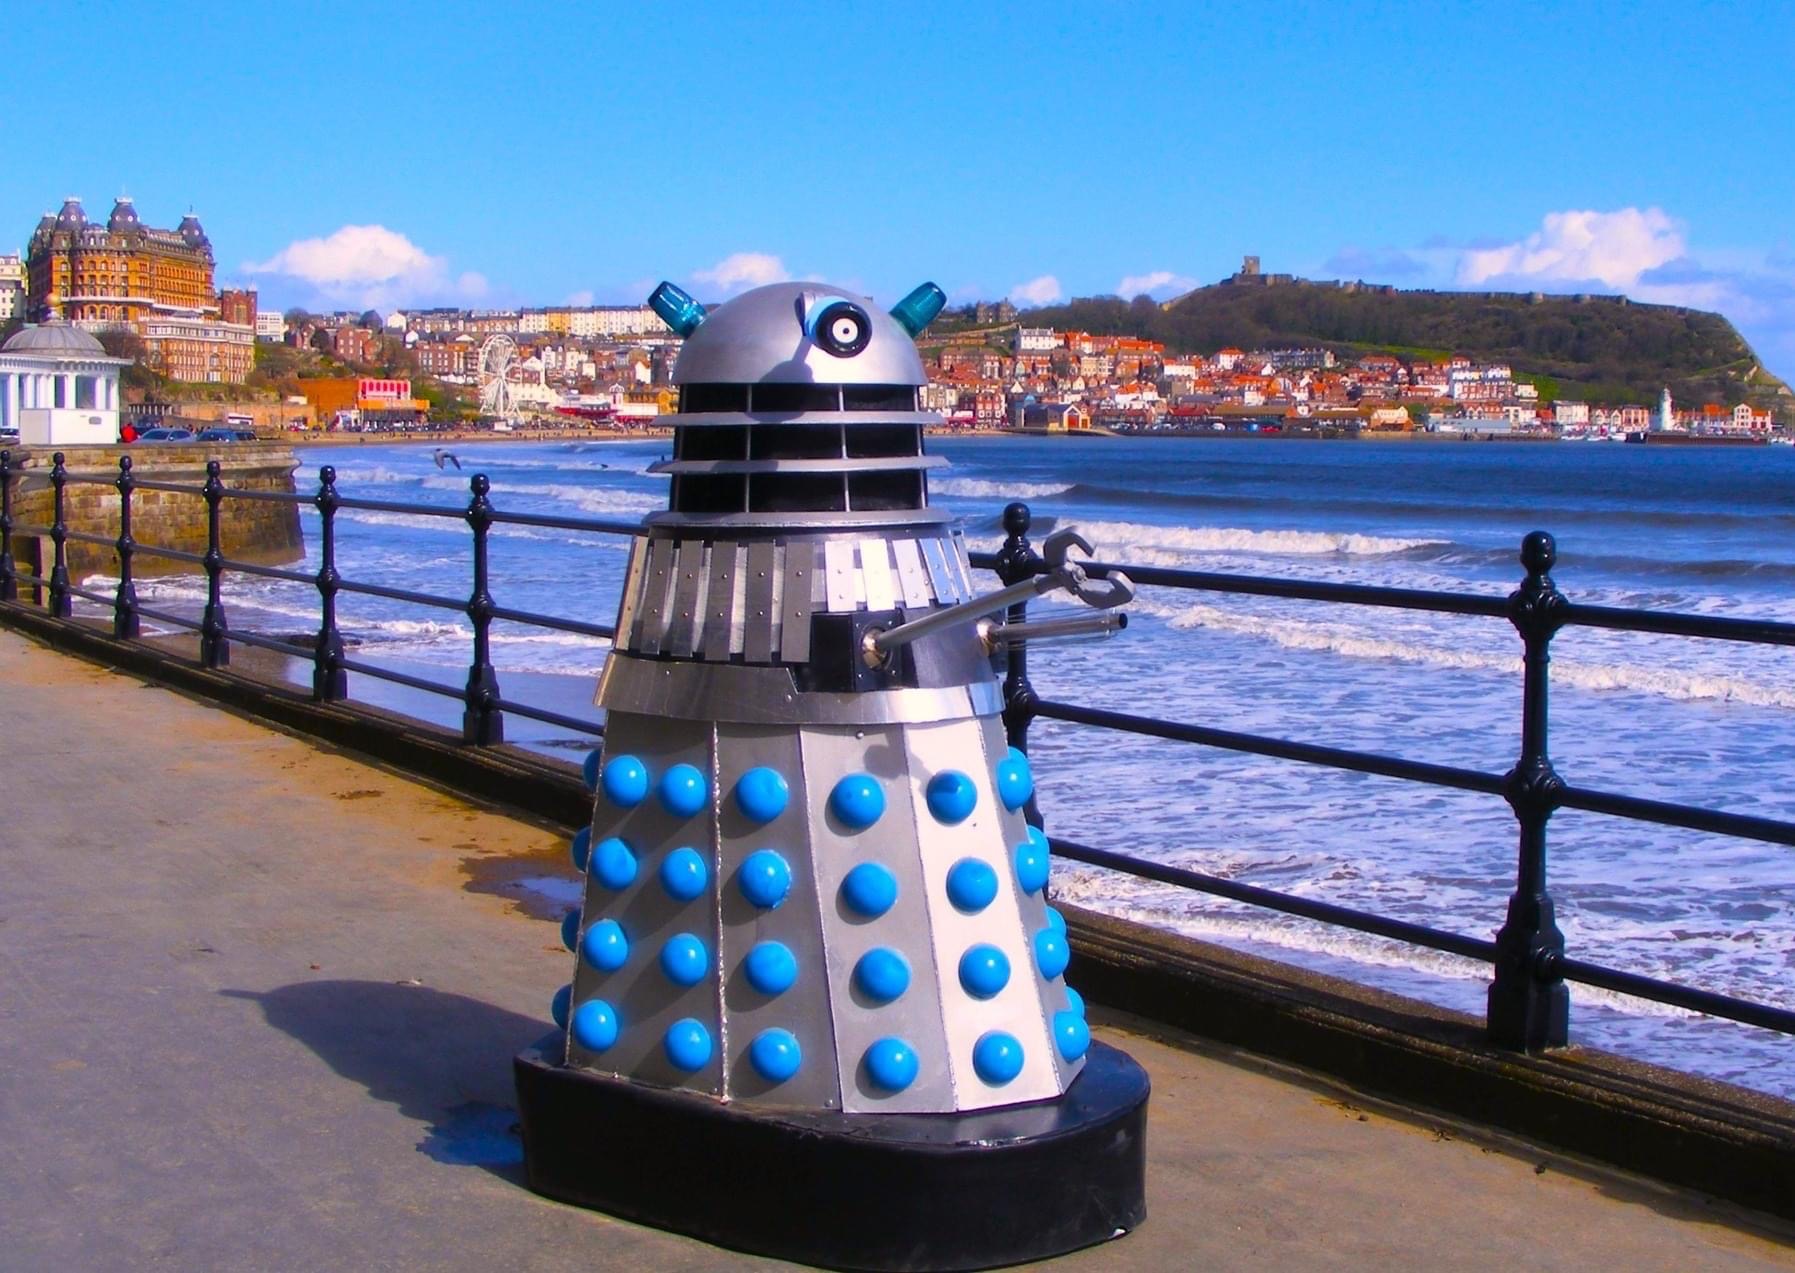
[90,434,1795,1097]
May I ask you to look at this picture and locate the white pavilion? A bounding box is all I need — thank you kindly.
[0,321,131,445]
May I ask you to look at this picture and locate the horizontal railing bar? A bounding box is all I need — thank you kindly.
[491,697,606,736]
[63,529,119,548]
[131,543,205,566]
[133,603,200,631]
[486,508,641,536]
[335,578,466,611]
[1035,699,1507,796]
[1049,836,1497,963]
[10,521,51,536]
[224,628,316,661]
[1561,601,1795,647]
[1558,955,1795,1036]
[1557,784,1795,849]
[218,559,315,586]
[334,495,467,520]
[489,606,615,640]
[130,478,208,495]
[65,582,114,607]
[219,486,307,506]
[335,655,464,699]
[12,570,49,587]
[1088,558,1511,619]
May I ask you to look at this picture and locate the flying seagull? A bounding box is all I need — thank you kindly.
[433,449,462,470]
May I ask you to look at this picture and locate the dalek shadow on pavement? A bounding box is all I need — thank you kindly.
[513,277,1149,1270]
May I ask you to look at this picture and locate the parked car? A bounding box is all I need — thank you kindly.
[196,427,256,442]
[135,428,195,442]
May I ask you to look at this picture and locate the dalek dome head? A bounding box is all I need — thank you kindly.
[651,281,945,388]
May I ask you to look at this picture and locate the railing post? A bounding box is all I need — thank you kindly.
[0,450,15,603]
[462,473,503,744]
[198,458,230,668]
[48,451,71,618]
[1487,530,1569,1051]
[312,465,348,700]
[994,500,1044,827]
[113,455,139,638]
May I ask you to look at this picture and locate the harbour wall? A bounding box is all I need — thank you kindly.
[4,443,304,579]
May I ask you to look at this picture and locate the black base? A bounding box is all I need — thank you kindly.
[514,1037,1149,1271]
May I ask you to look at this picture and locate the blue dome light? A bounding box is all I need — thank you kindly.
[572,999,620,1052]
[659,846,708,902]
[660,932,710,986]
[743,940,799,996]
[828,773,886,829]
[664,1018,713,1071]
[657,762,710,818]
[864,1037,919,1092]
[737,849,793,909]
[1013,831,1050,895]
[1034,927,1070,980]
[973,1031,1025,1085]
[734,767,789,823]
[1053,1010,1091,1062]
[581,918,629,972]
[925,770,977,824]
[995,747,1035,812]
[600,754,650,807]
[841,862,898,918]
[945,858,999,913]
[853,947,911,1003]
[592,836,638,890]
[958,944,1011,999]
[749,1028,803,1083]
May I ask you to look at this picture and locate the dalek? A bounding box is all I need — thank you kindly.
[515,279,1148,1270]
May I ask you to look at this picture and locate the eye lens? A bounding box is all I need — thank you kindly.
[813,300,872,357]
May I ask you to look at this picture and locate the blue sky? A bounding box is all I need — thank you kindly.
[7,1,1793,374]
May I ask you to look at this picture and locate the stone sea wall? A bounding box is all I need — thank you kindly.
[4,443,304,581]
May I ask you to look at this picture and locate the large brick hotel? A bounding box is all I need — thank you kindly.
[24,197,254,383]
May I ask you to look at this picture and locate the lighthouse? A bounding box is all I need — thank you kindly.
[514,278,1148,1269]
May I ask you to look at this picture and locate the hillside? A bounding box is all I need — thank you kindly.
[999,282,1787,408]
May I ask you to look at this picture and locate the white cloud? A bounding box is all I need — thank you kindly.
[245,224,485,307]
[565,289,595,306]
[1117,270,1197,298]
[1009,274,1062,306]
[1457,208,1684,289]
[693,252,790,294]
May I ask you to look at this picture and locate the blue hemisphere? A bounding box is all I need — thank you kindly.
[973,1030,1025,1085]
[664,1019,713,1071]
[1066,986,1086,1018]
[1045,906,1066,934]
[1053,1010,1091,1062]
[737,849,792,909]
[958,943,1011,999]
[840,862,898,918]
[1034,927,1070,980]
[853,947,911,1003]
[572,999,619,1052]
[734,767,790,823]
[581,748,602,792]
[828,773,886,829]
[550,983,571,1030]
[659,846,708,902]
[1013,831,1050,895]
[600,754,650,807]
[749,1028,803,1083]
[559,906,581,952]
[995,747,1035,812]
[945,857,999,913]
[569,826,591,873]
[660,932,709,986]
[925,769,977,824]
[743,940,799,996]
[591,836,638,890]
[864,1037,919,1092]
[657,763,710,818]
[581,918,629,972]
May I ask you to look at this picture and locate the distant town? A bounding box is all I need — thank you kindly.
[0,201,1785,444]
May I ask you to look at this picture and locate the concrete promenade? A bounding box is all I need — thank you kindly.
[3,627,1792,1271]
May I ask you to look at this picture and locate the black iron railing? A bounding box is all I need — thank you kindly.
[1,450,1791,1055]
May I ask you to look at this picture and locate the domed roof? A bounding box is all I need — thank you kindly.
[2,321,108,357]
[54,197,87,231]
[177,213,209,246]
[108,197,141,230]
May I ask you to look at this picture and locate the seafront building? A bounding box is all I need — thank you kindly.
[0,320,128,444]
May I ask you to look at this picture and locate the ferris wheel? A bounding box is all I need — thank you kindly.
[477,334,518,418]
